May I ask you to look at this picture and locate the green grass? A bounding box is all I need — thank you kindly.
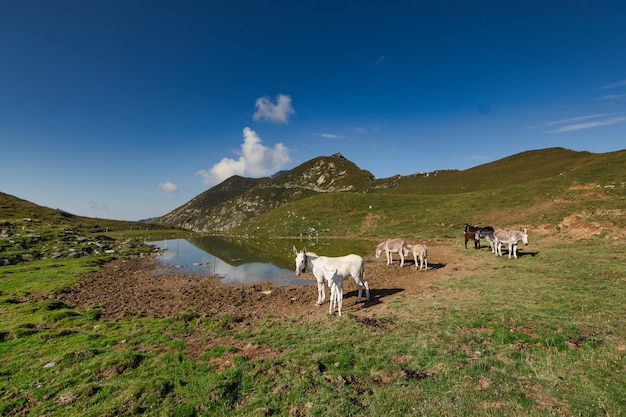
[1,234,625,416]
[1,148,625,415]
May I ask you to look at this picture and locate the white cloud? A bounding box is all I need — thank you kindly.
[253,94,295,124]
[601,94,626,100]
[547,114,626,133]
[158,182,179,193]
[196,127,291,186]
[319,133,346,139]
[544,114,609,126]
[376,55,385,65]
[600,80,626,89]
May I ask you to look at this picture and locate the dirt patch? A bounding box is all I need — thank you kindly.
[55,209,626,326]
[556,209,626,240]
[57,241,473,325]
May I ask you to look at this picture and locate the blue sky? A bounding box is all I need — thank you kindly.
[1,1,625,221]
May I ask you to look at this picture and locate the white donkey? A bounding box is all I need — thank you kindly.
[293,247,370,307]
[323,266,345,316]
[375,238,407,267]
[494,228,529,259]
[405,243,428,271]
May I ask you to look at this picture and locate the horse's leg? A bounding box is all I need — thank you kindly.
[413,251,418,270]
[400,249,405,267]
[337,286,343,316]
[316,276,325,306]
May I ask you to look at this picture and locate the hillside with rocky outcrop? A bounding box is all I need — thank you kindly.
[155,148,626,234]
[157,153,376,232]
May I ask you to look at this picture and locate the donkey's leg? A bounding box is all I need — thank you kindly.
[316,278,325,305]
[337,286,343,316]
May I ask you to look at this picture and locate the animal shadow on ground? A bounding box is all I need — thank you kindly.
[516,250,539,257]
[343,288,404,308]
[424,262,446,271]
[499,249,539,258]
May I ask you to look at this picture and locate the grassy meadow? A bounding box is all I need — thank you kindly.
[1,148,625,416]
[1,231,625,415]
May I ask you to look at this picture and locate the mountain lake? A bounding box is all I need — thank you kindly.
[146,235,378,286]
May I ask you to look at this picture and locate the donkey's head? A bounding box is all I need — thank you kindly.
[293,246,307,276]
[375,241,385,259]
[520,228,529,246]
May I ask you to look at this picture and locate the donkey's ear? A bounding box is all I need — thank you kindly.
[303,247,307,254]
[292,246,298,255]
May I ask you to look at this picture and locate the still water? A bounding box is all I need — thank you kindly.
[146,235,377,286]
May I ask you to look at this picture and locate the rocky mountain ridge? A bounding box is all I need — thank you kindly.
[157,153,375,232]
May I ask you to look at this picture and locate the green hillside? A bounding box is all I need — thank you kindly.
[4,147,624,242]
[219,148,626,238]
[1,148,625,416]
[0,192,181,265]
[373,147,618,195]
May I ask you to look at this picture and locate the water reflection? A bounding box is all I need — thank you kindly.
[147,238,310,286]
[147,236,378,286]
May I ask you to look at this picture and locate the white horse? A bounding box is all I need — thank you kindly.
[405,243,428,271]
[375,238,407,267]
[323,266,345,316]
[494,228,529,259]
[293,247,370,306]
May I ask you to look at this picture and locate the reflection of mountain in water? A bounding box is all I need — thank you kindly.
[188,236,378,270]
[149,237,379,285]
[150,238,302,285]
[187,235,290,269]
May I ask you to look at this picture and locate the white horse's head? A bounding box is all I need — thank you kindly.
[520,228,529,246]
[293,246,307,276]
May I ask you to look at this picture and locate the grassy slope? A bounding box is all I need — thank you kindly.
[1,236,624,415]
[233,148,626,238]
[1,148,625,415]
[377,147,614,195]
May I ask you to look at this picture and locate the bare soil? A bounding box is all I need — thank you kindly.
[58,209,625,326]
[58,241,476,324]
